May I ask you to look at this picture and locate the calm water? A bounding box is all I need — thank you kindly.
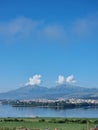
[0,105,98,118]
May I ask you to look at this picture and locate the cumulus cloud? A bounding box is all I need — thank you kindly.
[66,75,77,84]
[25,74,42,86]
[57,74,77,85]
[56,75,65,84]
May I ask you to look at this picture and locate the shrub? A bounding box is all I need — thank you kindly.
[48,118,57,123]
[57,120,65,123]
[79,119,87,124]
[39,118,45,122]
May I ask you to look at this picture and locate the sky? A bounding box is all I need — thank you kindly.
[0,0,98,92]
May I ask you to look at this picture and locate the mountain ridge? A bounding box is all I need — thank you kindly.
[0,84,98,100]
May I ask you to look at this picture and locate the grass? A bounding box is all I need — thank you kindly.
[0,118,97,130]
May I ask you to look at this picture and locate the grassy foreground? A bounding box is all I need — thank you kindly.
[0,117,97,130]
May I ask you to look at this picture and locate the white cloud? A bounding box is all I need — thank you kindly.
[66,74,76,84]
[56,75,65,84]
[56,74,77,85]
[25,74,42,86]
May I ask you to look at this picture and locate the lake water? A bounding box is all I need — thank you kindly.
[0,105,98,118]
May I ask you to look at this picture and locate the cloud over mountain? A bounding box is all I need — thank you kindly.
[56,75,65,84]
[66,75,77,84]
[57,74,77,85]
[25,74,42,86]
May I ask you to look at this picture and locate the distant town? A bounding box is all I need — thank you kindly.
[1,98,98,109]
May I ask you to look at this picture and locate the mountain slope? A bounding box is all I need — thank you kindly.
[0,84,98,100]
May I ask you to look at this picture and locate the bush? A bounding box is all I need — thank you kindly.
[48,118,57,123]
[57,120,65,123]
[39,118,45,122]
[79,119,87,124]
[94,120,98,123]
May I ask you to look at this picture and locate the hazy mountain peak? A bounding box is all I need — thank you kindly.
[0,84,98,100]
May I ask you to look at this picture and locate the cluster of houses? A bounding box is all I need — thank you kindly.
[19,98,98,105]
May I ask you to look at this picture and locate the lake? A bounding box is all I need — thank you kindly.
[0,104,98,118]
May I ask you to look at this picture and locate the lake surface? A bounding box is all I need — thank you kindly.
[0,105,98,118]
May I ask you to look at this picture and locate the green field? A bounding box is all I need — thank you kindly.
[0,118,97,130]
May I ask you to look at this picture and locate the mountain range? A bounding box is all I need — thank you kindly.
[0,84,98,100]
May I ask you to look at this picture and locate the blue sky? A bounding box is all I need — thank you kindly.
[0,0,98,92]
